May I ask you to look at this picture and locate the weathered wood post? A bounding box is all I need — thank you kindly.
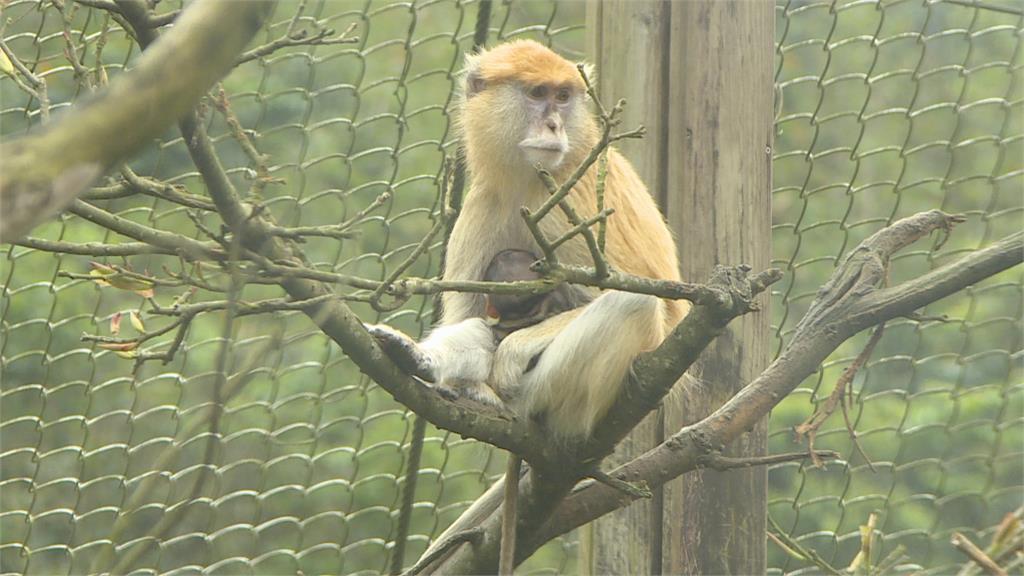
[585,3,672,573]
[586,1,773,573]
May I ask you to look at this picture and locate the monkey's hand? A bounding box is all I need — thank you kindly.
[365,324,437,382]
[368,320,504,408]
[419,318,502,407]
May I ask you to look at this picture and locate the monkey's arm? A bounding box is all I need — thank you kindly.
[369,318,502,405]
[365,324,437,382]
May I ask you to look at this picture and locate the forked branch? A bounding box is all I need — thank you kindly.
[430,213,1022,574]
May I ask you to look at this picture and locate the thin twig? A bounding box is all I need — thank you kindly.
[873,544,908,575]
[52,0,94,90]
[211,86,279,198]
[121,166,217,210]
[847,512,878,574]
[520,206,558,264]
[0,35,51,122]
[530,167,610,278]
[587,468,652,499]
[548,208,615,252]
[700,449,840,471]
[266,191,391,240]
[370,164,454,311]
[768,515,843,575]
[795,323,885,468]
[595,150,609,253]
[150,293,339,317]
[236,21,359,66]
[68,200,226,261]
[17,237,177,256]
[520,64,647,280]
[953,532,1009,576]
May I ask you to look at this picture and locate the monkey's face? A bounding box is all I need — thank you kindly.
[516,83,575,169]
[459,40,598,177]
[463,82,581,172]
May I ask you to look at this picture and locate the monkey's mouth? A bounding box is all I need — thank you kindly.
[519,138,566,153]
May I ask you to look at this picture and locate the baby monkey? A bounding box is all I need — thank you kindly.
[482,249,591,341]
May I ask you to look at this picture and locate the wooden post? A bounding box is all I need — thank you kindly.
[587,1,773,574]
[585,2,671,574]
[663,1,774,574]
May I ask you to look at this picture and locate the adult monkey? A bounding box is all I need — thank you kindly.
[372,40,687,439]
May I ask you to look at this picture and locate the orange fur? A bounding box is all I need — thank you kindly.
[467,39,586,90]
[565,149,690,331]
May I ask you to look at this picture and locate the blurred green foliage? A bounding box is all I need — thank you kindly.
[0,1,1019,575]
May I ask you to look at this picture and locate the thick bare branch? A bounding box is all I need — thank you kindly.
[527,220,1022,550]
[430,264,780,575]
[0,0,275,243]
[431,214,1022,573]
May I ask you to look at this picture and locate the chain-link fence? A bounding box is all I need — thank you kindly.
[0,1,1020,575]
[1,2,583,574]
[769,1,1021,573]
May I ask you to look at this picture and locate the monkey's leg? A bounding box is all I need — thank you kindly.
[517,291,663,439]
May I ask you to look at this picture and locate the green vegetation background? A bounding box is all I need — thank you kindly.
[0,1,1019,575]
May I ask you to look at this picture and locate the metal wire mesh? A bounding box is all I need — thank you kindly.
[0,1,1020,575]
[0,1,583,574]
[770,0,1022,573]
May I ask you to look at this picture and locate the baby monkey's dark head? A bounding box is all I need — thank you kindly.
[483,249,590,340]
[483,249,545,322]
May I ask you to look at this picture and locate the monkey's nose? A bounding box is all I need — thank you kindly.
[546,118,560,132]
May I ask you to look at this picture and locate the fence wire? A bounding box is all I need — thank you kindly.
[0,1,583,575]
[0,1,1020,575]
[770,0,1021,574]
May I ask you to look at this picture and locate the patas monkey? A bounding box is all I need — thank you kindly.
[372,40,688,439]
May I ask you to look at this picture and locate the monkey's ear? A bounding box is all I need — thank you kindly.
[466,70,486,98]
[463,52,486,98]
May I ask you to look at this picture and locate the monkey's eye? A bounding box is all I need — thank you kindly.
[528,85,548,100]
[555,88,571,103]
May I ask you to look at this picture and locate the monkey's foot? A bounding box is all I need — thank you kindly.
[432,383,460,401]
[365,324,436,382]
[461,381,506,408]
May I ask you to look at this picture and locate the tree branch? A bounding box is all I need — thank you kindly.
[15,237,178,256]
[952,532,1008,576]
[67,200,225,261]
[236,22,359,66]
[114,2,548,462]
[431,264,780,575]
[429,213,1021,573]
[527,218,1022,550]
[521,64,645,280]
[0,0,275,243]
